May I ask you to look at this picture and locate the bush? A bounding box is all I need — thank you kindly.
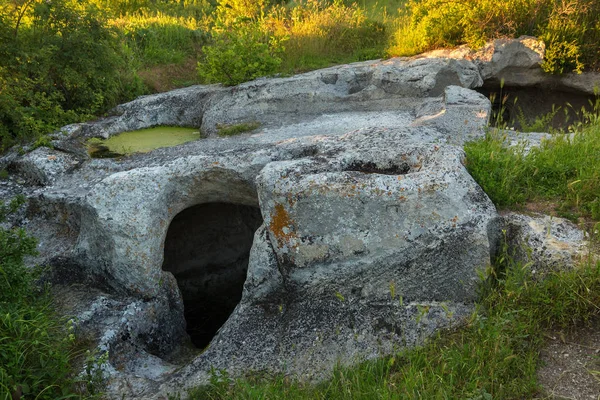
[0,196,94,399]
[198,0,285,85]
[0,0,145,151]
[199,21,285,85]
[388,0,600,73]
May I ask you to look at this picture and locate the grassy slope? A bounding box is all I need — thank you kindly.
[465,102,600,223]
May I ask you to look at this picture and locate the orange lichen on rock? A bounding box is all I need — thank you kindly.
[270,203,296,245]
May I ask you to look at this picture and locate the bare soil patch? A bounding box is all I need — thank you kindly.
[538,319,600,400]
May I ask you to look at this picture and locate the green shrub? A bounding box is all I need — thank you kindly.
[199,22,285,86]
[198,0,388,85]
[198,0,286,88]
[388,0,600,73]
[0,197,37,303]
[0,196,96,399]
[0,0,146,151]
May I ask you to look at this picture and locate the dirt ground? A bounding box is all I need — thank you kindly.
[538,318,600,400]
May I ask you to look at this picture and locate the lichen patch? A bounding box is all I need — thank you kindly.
[270,203,297,246]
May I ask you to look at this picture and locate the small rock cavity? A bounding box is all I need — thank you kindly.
[344,161,411,175]
[162,203,263,348]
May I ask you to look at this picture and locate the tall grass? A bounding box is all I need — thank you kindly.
[197,0,388,85]
[111,13,208,67]
[464,99,600,220]
[274,1,387,71]
[0,197,97,399]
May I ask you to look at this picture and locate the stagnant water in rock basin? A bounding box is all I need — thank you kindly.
[162,203,263,348]
[87,126,200,158]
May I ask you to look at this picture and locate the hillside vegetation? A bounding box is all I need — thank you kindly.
[1,0,599,150]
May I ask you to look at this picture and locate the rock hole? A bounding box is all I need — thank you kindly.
[477,85,597,130]
[162,203,263,348]
[344,161,411,175]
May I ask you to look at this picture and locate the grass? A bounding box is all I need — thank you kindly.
[464,99,600,222]
[216,122,261,137]
[0,197,98,399]
[112,13,208,68]
[178,242,600,399]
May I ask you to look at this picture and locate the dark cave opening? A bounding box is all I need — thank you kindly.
[476,85,596,130]
[162,203,263,349]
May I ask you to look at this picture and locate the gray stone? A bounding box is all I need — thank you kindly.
[199,57,482,136]
[473,36,545,82]
[256,143,498,303]
[59,85,224,140]
[51,281,188,395]
[420,36,600,95]
[48,57,484,143]
[502,212,593,275]
[10,147,79,186]
[412,85,491,144]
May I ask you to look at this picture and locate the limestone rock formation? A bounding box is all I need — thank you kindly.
[421,35,600,94]
[1,38,585,399]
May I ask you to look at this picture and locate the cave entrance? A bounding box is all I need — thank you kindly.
[476,85,597,131]
[162,203,263,348]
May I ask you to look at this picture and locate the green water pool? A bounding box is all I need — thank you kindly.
[88,126,201,158]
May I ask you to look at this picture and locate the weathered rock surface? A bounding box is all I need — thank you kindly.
[421,35,600,94]
[502,212,593,275]
[46,57,482,144]
[2,46,566,399]
[60,85,224,140]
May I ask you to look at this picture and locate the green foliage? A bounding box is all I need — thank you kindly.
[216,121,260,136]
[0,196,96,399]
[0,196,36,303]
[0,0,146,151]
[197,0,387,85]
[117,14,208,66]
[199,21,285,86]
[93,0,213,19]
[388,0,600,73]
[278,0,387,71]
[2,0,600,152]
[182,245,600,400]
[464,101,600,219]
[514,104,561,133]
[540,0,599,74]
